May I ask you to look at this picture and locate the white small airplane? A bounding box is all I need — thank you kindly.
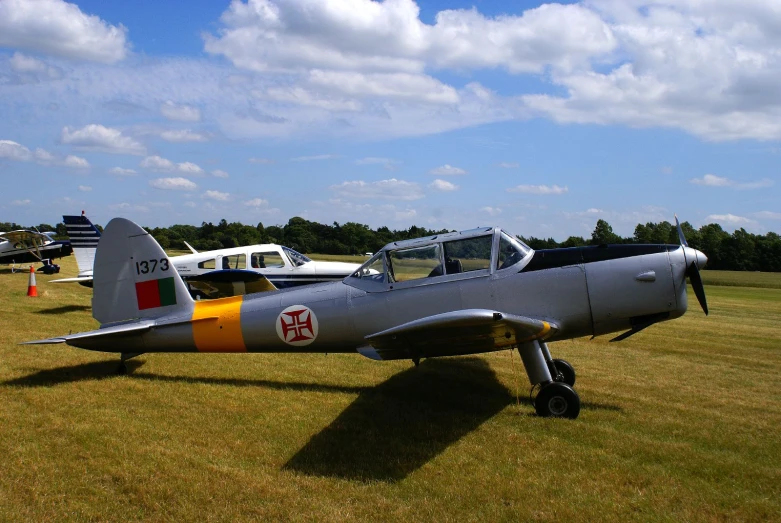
[52,213,362,298]
[0,229,72,273]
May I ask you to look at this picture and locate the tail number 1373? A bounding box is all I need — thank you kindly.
[136,258,170,275]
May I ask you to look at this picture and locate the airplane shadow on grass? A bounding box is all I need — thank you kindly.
[284,357,514,483]
[3,359,367,395]
[37,304,92,315]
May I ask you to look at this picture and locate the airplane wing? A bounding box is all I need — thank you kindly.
[359,309,558,361]
[0,230,53,261]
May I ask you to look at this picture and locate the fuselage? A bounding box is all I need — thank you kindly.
[74,241,699,355]
[0,239,72,265]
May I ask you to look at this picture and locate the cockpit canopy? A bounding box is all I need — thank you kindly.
[348,227,531,290]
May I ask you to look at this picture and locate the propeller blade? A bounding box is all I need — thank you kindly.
[687,261,709,315]
[675,214,688,247]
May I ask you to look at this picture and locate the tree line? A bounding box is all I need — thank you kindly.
[3,217,779,272]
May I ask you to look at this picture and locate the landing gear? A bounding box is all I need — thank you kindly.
[552,358,575,387]
[518,340,581,419]
[117,352,144,375]
[534,382,580,418]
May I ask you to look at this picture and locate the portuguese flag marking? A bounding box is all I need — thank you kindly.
[136,277,177,310]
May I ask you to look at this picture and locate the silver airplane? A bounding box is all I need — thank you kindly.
[25,217,708,419]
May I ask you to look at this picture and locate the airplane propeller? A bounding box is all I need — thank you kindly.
[675,215,708,315]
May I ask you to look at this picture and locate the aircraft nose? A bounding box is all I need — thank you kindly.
[696,249,708,269]
[683,246,707,270]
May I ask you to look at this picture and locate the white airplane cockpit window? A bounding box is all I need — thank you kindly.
[389,244,442,281]
[223,254,246,270]
[351,251,387,282]
[442,235,492,274]
[198,258,216,270]
[497,232,530,270]
[257,251,285,268]
[282,247,312,267]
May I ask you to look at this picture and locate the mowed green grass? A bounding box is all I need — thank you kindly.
[1,257,780,521]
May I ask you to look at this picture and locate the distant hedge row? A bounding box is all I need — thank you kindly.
[3,216,779,272]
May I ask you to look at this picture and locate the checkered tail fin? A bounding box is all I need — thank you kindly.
[92,217,194,325]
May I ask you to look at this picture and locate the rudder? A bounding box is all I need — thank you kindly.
[92,217,193,324]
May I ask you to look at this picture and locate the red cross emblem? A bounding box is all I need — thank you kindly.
[276,305,319,346]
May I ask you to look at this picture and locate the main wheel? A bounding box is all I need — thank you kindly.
[534,382,580,419]
[552,359,576,386]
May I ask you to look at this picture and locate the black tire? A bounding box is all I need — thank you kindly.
[534,382,580,419]
[553,359,576,387]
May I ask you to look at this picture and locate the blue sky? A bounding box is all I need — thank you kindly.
[1,0,779,240]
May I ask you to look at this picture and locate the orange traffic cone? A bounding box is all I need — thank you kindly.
[27,266,38,297]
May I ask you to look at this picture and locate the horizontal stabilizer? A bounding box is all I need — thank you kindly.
[49,276,94,284]
[363,309,557,361]
[183,241,198,254]
[21,321,154,346]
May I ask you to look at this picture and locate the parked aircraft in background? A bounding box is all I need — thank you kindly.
[52,213,361,298]
[48,213,100,284]
[0,229,71,273]
[26,216,708,419]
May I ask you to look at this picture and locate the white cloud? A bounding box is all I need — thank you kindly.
[140,155,175,171]
[521,1,781,141]
[0,140,32,161]
[395,208,417,220]
[149,177,197,191]
[11,199,31,206]
[61,124,146,155]
[429,179,459,191]
[34,148,55,163]
[160,129,208,143]
[330,179,424,200]
[64,155,89,168]
[203,190,230,201]
[507,184,568,195]
[248,157,275,164]
[292,154,340,162]
[78,185,92,192]
[690,174,732,187]
[244,198,268,207]
[9,52,62,80]
[481,206,502,216]
[705,213,756,226]
[204,0,613,75]
[754,211,781,220]
[0,0,128,63]
[690,174,774,190]
[308,70,458,105]
[429,164,467,176]
[354,157,399,170]
[262,86,361,111]
[496,162,519,169]
[211,169,229,178]
[176,162,204,175]
[160,101,201,122]
[109,167,137,176]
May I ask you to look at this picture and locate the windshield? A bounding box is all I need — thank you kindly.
[282,246,311,266]
[350,251,387,282]
[497,231,530,270]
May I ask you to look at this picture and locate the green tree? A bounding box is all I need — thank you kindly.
[591,219,621,245]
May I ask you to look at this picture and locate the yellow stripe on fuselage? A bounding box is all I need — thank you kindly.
[191,295,246,352]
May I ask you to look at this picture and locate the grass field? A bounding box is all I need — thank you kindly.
[1,257,780,521]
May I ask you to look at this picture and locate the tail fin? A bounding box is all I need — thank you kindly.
[63,213,101,277]
[92,217,194,324]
